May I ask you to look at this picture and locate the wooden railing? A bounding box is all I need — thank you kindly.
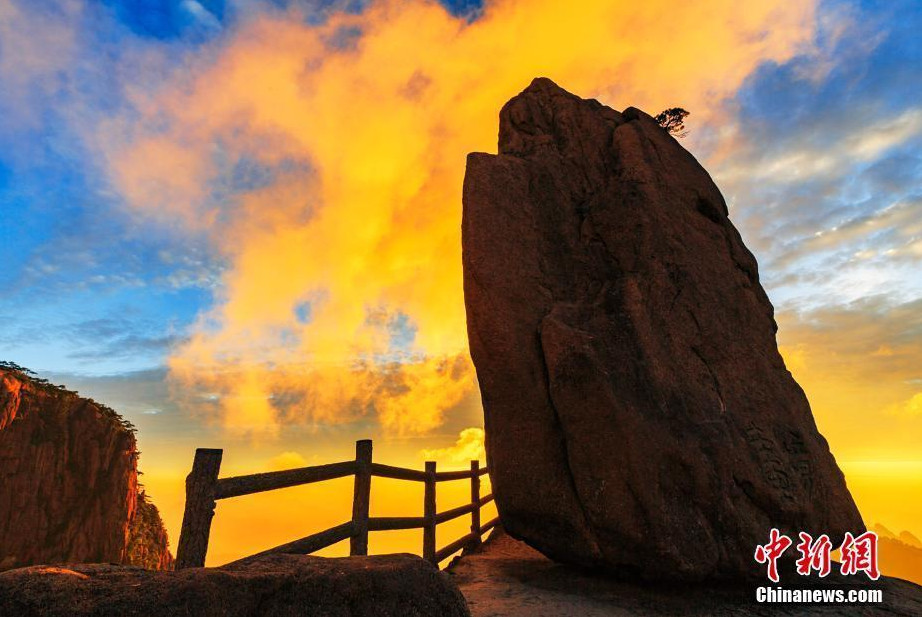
[174,439,498,569]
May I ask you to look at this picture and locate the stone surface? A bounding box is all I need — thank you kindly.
[462,78,864,580]
[0,364,172,571]
[0,553,471,617]
[449,530,922,617]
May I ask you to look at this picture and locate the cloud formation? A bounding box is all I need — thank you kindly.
[707,1,922,313]
[267,450,309,470]
[99,0,819,436]
[713,105,922,307]
[0,0,80,131]
[421,427,484,464]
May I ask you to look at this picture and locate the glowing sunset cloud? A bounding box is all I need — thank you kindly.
[99,0,818,437]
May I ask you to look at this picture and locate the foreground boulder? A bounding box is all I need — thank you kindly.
[0,363,172,571]
[0,553,470,617]
[462,78,864,580]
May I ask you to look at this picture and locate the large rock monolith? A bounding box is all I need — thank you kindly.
[462,78,864,580]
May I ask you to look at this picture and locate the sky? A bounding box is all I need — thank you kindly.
[1,0,921,566]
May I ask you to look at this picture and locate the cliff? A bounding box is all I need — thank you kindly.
[0,362,172,570]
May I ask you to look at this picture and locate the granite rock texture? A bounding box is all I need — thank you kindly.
[462,78,864,580]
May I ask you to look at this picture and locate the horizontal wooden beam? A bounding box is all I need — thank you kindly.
[214,461,356,499]
[479,517,499,535]
[477,467,490,476]
[478,493,494,507]
[370,463,427,482]
[434,469,475,481]
[223,521,355,566]
[368,516,426,531]
[435,532,477,563]
[435,503,476,525]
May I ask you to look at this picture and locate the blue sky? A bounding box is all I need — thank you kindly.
[720,0,922,311]
[0,0,920,467]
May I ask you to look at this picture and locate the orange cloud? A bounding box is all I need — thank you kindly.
[421,428,485,465]
[100,0,818,436]
[888,393,922,418]
[267,451,308,471]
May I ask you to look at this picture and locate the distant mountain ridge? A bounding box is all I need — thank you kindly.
[873,523,922,584]
[0,362,172,570]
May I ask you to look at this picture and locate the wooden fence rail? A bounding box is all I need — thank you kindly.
[174,439,497,570]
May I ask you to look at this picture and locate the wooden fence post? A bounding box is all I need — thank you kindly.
[350,439,373,556]
[470,460,481,548]
[423,461,437,564]
[175,448,223,569]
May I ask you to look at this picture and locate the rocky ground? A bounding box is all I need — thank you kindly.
[448,531,922,617]
[0,552,469,617]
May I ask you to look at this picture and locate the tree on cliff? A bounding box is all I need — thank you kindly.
[655,107,690,138]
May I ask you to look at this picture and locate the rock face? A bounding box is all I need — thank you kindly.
[127,491,174,571]
[0,553,471,617]
[462,78,864,580]
[0,364,172,571]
